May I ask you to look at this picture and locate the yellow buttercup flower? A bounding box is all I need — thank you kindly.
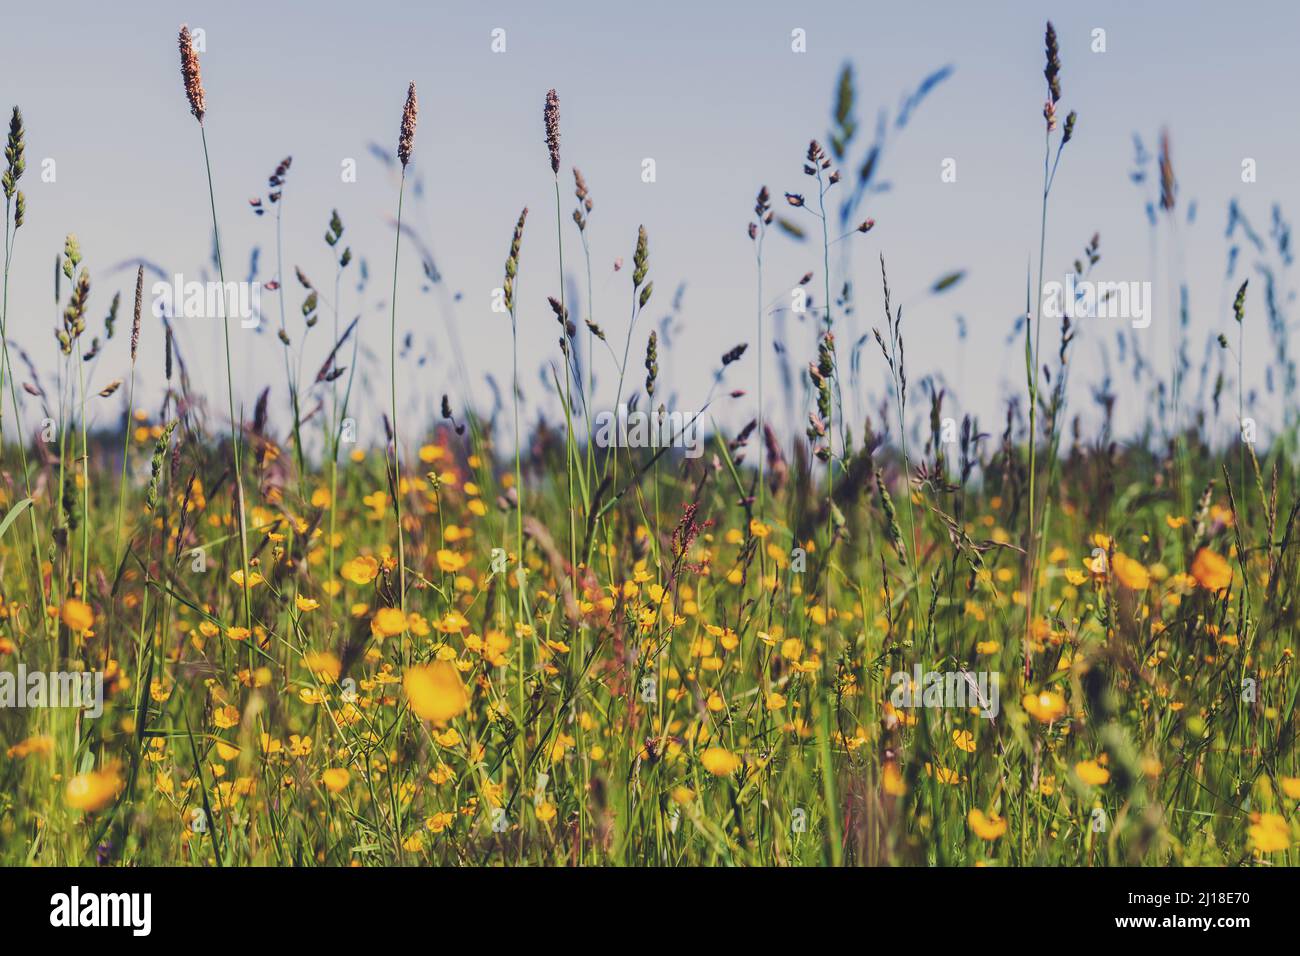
[1112,553,1150,590]
[340,555,380,585]
[699,747,741,776]
[967,808,1006,840]
[1023,690,1068,723]
[1247,813,1291,853]
[215,741,241,761]
[1074,759,1110,786]
[882,763,907,796]
[1191,548,1232,592]
[60,599,94,633]
[426,811,455,832]
[372,607,407,638]
[304,651,341,683]
[321,768,350,793]
[404,661,469,724]
[436,549,467,573]
[229,569,265,589]
[65,768,122,812]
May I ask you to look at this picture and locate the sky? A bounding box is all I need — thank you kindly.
[0,0,1296,454]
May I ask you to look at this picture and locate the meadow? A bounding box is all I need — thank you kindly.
[0,21,1296,868]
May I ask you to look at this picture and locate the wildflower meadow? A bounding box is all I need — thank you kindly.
[0,9,1297,891]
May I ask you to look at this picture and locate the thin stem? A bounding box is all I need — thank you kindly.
[555,177,577,606]
[199,123,252,632]
[389,170,408,620]
[0,194,46,621]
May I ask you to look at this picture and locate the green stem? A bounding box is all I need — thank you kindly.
[199,123,251,632]
[389,170,408,620]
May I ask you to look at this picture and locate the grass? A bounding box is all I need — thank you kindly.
[0,20,1297,868]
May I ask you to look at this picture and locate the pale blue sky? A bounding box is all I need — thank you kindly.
[1,0,1296,451]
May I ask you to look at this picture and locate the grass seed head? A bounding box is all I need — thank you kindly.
[1159,130,1176,212]
[633,225,649,288]
[398,82,418,168]
[503,207,528,312]
[130,265,143,362]
[178,26,206,124]
[3,106,25,202]
[544,89,560,175]
[1044,21,1061,104]
[644,330,658,398]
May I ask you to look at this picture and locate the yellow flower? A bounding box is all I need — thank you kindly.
[227,626,251,642]
[340,555,380,585]
[436,549,467,573]
[1112,553,1150,590]
[882,763,907,796]
[404,661,469,724]
[304,651,341,683]
[6,735,53,759]
[214,741,241,761]
[953,729,976,753]
[426,811,455,832]
[1074,759,1110,786]
[321,768,350,793]
[967,808,1007,840]
[1247,813,1291,853]
[436,610,469,634]
[229,569,265,589]
[748,519,771,539]
[65,768,122,812]
[295,595,320,612]
[927,764,964,784]
[1280,777,1300,800]
[699,747,741,776]
[371,607,407,638]
[60,599,94,633]
[213,705,240,729]
[534,801,557,823]
[1191,548,1232,592]
[1023,690,1068,723]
